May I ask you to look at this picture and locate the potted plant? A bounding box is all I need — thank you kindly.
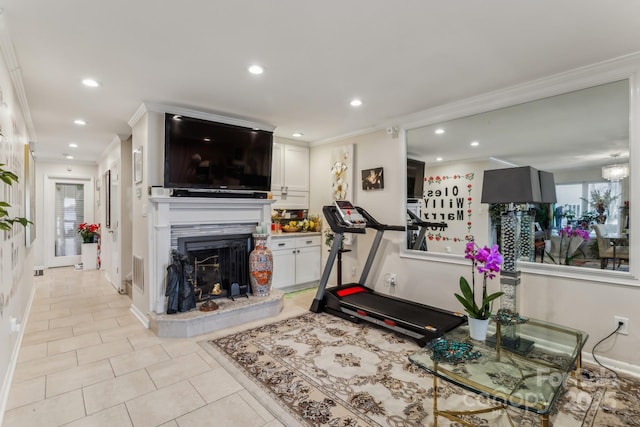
[77,223,100,243]
[454,241,503,340]
[0,163,31,231]
[582,189,618,224]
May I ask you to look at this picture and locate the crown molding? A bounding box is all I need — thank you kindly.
[401,51,640,130]
[128,102,276,132]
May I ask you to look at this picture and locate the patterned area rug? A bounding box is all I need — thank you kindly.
[199,313,640,426]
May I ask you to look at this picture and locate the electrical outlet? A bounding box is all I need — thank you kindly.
[388,273,397,286]
[614,316,629,335]
[351,267,357,277]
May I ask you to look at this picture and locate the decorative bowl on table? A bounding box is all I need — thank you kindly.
[427,338,481,364]
[282,225,302,232]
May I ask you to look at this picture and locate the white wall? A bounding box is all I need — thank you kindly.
[0,39,36,420]
[309,129,640,371]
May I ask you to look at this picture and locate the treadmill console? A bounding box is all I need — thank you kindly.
[335,200,366,228]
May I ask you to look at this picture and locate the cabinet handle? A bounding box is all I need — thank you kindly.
[278,243,285,247]
[306,240,313,244]
[298,249,301,253]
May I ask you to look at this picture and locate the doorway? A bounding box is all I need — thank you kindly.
[45,176,94,268]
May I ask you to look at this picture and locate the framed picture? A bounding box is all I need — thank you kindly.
[104,170,111,228]
[133,146,143,184]
[361,167,384,190]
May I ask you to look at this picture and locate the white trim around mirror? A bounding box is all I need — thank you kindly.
[399,52,640,287]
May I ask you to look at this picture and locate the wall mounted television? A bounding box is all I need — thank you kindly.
[164,113,273,191]
[407,158,425,199]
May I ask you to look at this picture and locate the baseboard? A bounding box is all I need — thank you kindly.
[582,351,640,378]
[129,304,150,329]
[0,284,37,426]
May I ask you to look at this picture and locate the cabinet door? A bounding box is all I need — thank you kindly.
[271,142,284,191]
[283,145,309,192]
[295,245,321,284]
[271,249,296,289]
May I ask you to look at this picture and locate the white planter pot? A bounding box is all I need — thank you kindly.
[81,243,98,270]
[468,317,490,341]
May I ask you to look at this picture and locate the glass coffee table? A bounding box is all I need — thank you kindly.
[409,318,588,426]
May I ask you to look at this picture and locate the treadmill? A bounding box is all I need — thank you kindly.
[310,202,466,346]
[406,209,448,251]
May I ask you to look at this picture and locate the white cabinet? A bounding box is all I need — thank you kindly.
[271,142,309,209]
[269,234,321,291]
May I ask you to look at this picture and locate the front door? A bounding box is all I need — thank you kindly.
[45,176,94,268]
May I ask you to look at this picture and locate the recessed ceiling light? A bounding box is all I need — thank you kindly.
[436,157,443,162]
[434,128,445,135]
[350,99,362,107]
[172,115,182,121]
[74,119,86,126]
[68,143,78,148]
[82,78,100,87]
[470,141,479,147]
[65,155,74,160]
[292,132,303,138]
[248,64,264,75]
[203,138,211,142]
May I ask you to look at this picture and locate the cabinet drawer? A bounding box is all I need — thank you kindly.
[295,235,321,247]
[268,239,296,251]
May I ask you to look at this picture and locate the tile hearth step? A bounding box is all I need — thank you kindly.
[148,289,284,338]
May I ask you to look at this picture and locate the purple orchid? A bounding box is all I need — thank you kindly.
[456,241,504,319]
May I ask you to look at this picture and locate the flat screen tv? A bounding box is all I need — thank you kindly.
[164,113,273,191]
[407,158,425,199]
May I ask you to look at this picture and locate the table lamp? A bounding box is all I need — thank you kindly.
[481,166,556,353]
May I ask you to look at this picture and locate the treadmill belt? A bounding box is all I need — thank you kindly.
[340,291,462,331]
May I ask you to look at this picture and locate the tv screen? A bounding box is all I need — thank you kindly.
[164,114,273,191]
[407,158,425,199]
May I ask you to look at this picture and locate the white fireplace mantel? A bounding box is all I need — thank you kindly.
[147,195,275,314]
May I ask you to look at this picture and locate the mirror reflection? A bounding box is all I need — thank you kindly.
[406,79,630,271]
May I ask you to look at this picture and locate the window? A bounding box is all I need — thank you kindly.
[555,180,621,227]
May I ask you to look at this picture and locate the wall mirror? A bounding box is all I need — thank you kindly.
[404,78,633,277]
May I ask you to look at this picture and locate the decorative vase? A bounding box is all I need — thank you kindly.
[468,317,490,341]
[249,233,273,296]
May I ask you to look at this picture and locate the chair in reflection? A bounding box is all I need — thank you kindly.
[593,224,629,269]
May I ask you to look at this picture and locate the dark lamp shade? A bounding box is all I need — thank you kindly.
[481,166,552,204]
[538,170,557,203]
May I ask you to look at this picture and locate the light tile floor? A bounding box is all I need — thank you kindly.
[4,267,314,427]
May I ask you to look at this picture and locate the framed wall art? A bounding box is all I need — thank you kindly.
[104,169,111,228]
[361,167,384,190]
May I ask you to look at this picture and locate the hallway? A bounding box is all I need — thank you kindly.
[3,268,312,426]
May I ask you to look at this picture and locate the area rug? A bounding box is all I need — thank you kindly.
[199,313,640,426]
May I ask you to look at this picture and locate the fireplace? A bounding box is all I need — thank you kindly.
[177,233,251,301]
[143,196,282,337]
[145,195,275,315]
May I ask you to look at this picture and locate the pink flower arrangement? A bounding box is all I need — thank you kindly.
[78,222,100,243]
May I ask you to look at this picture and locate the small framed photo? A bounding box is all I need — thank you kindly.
[362,167,384,190]
[133,146,143,184]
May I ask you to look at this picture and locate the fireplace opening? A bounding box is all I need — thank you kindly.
[177,233,251,301]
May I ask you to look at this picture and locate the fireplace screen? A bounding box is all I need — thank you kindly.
[178,234,251,301]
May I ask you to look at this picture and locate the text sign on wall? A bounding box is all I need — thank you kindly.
[423,173,475,244]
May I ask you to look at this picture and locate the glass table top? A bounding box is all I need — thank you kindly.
[409,318,588,415]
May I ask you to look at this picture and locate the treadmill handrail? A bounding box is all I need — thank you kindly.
[407,209,448,230]
[323,205,405,233]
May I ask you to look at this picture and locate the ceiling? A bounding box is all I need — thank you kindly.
[2,1,640,164]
